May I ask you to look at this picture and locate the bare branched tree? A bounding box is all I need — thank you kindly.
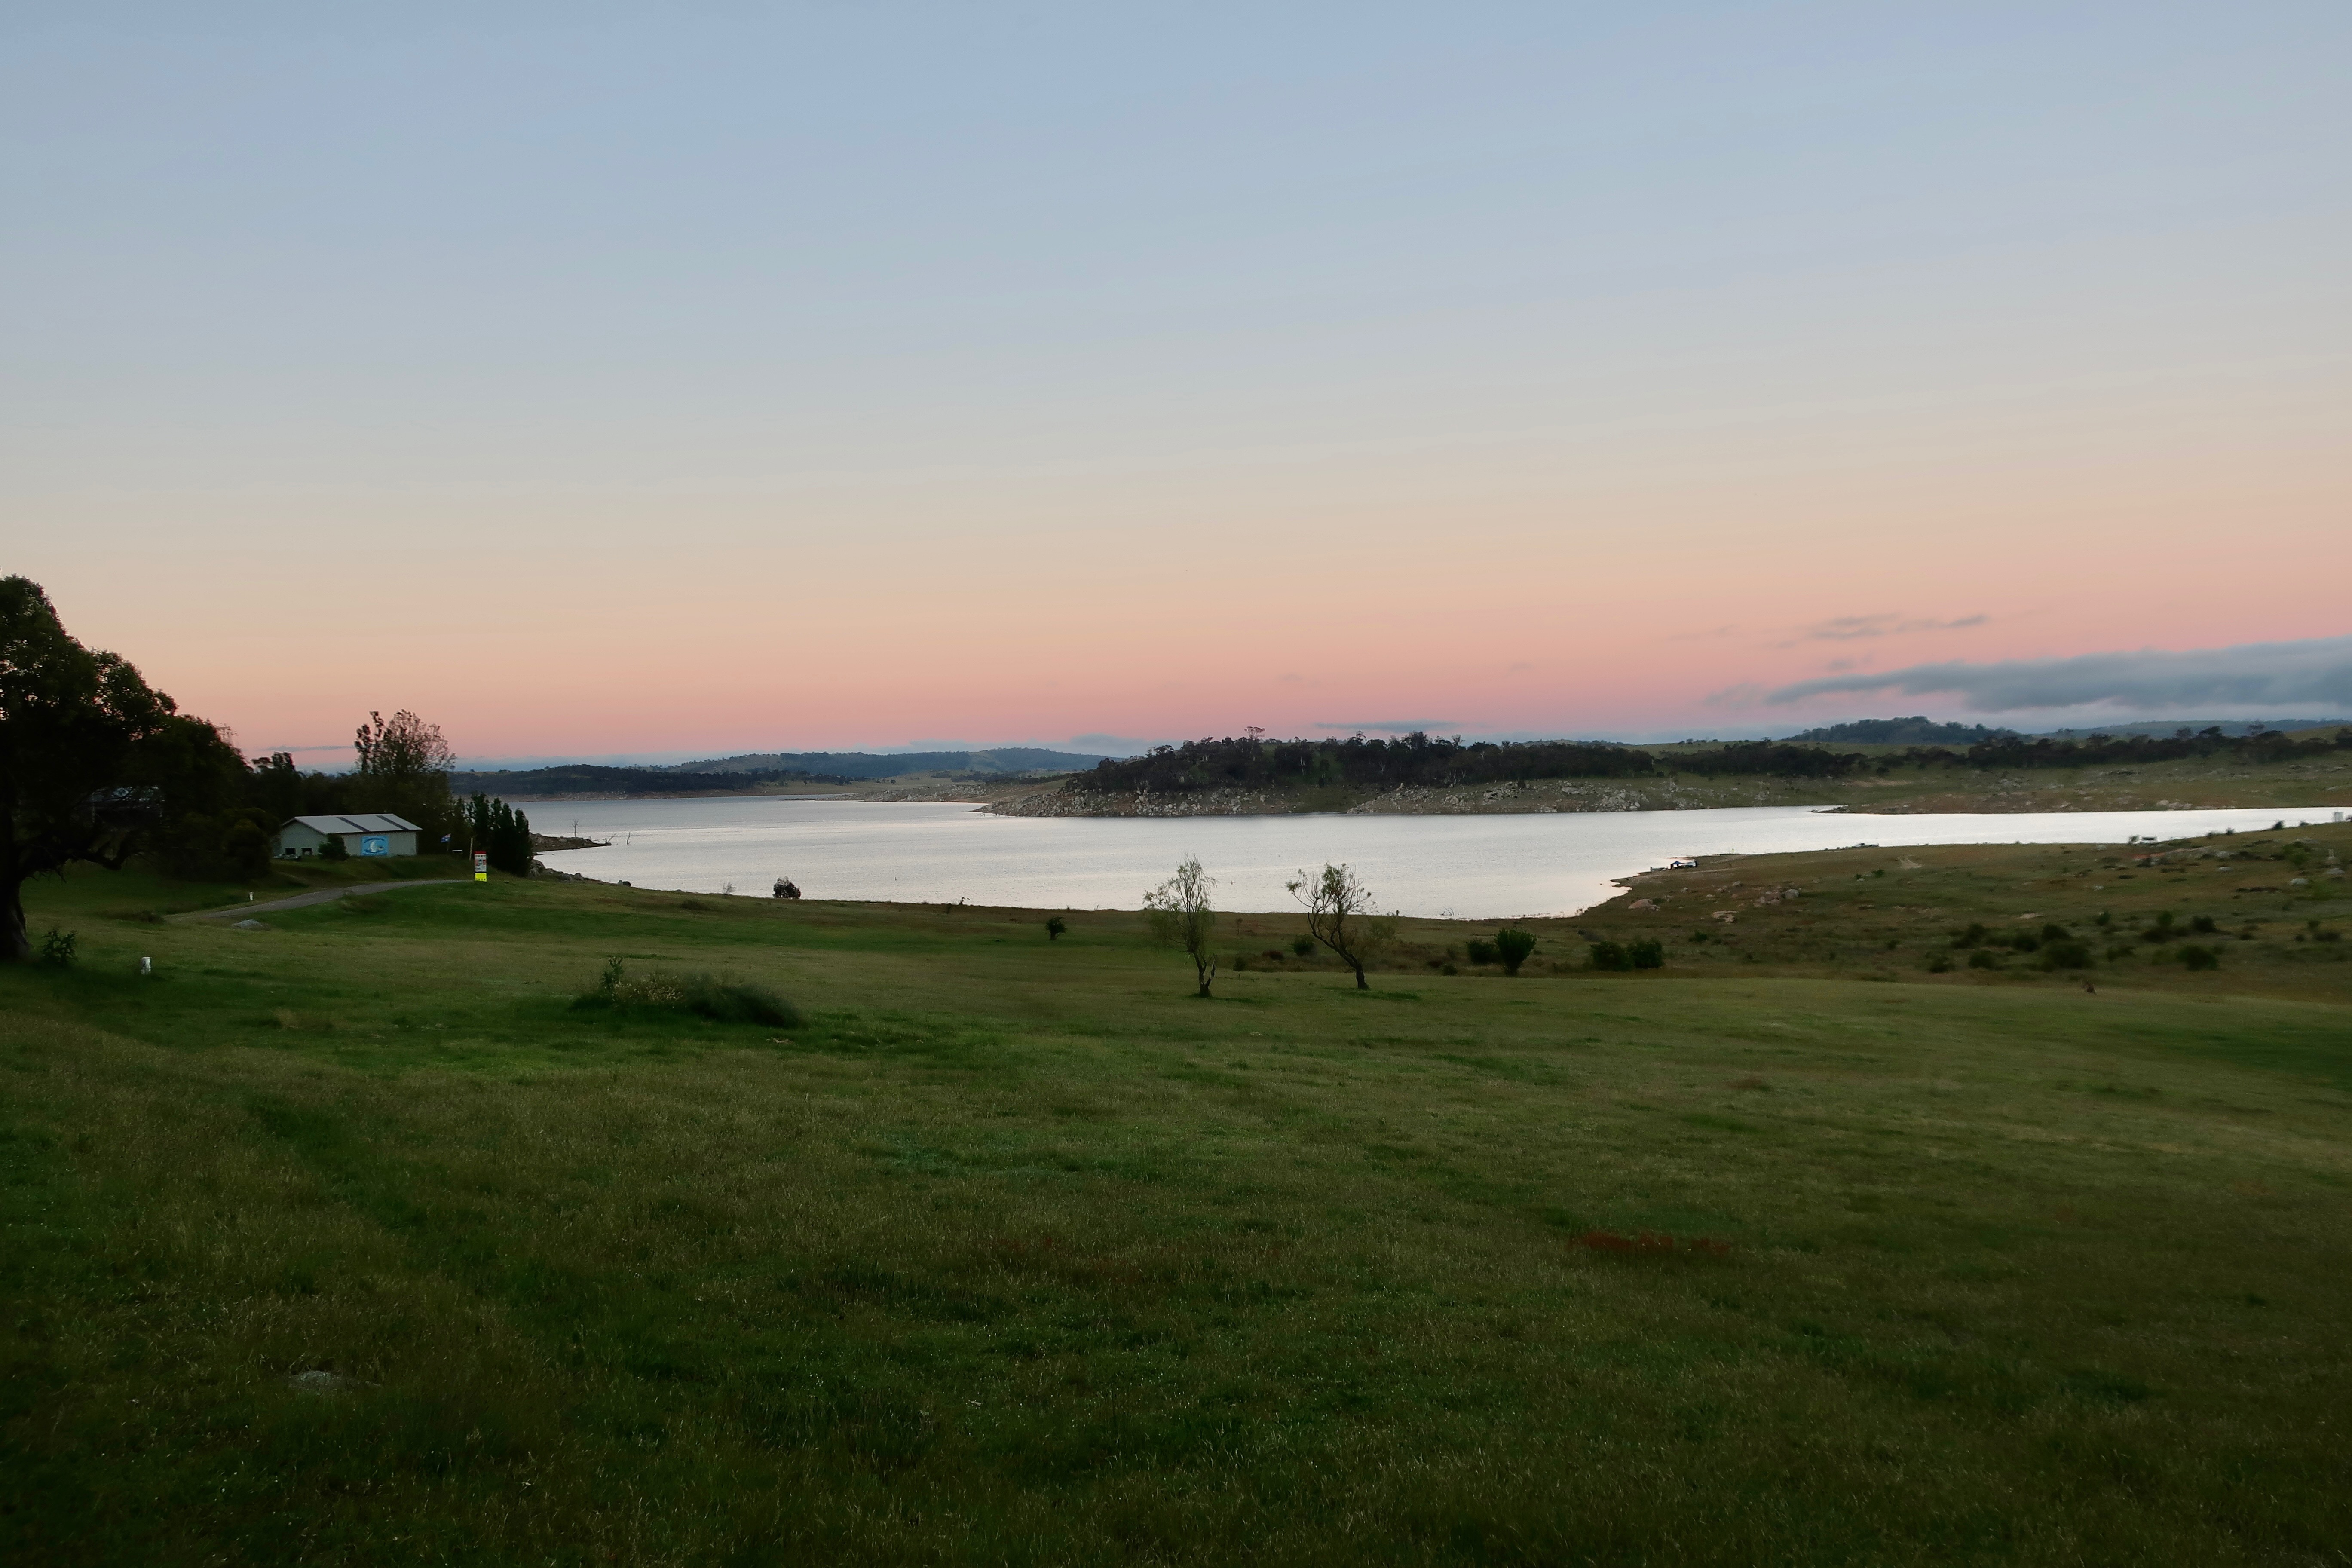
[1288,862,1397,990]
[1144,857,1219,997]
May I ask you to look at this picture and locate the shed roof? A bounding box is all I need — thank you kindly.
[283,814,420,834]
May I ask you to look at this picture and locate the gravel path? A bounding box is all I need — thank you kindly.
[178,878,470,922]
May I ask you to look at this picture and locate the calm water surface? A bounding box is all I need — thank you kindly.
[533,799,2328,918]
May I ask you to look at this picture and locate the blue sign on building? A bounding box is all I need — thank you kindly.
[360,835,391,856]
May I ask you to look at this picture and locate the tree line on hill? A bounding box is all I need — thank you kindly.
[1072,725,2352,797]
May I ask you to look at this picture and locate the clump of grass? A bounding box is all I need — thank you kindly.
[1575,1230,1731,1258]
[574,956,801,1027]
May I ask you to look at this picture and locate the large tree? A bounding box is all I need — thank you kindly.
[351,708,459,845]
[0,577,240,961]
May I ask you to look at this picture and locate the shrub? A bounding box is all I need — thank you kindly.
[1951,923,1990,949]
[2188,914,2217,934]
[1966,949,1999,970]
[1290,934,1315,958]
[2039,940,2093,970]
[574,958,801,1027]
[2008,932,2040,953]
[1045,916,1067,942]
[37,928,77,969]
[1464,938,1499,966]
[2178,945,2220,971]
[1493,928,1537,976]
[1628,938,1664,970]
[2140,912,2178,942]
[1588,940,1632,972]
[1925,954,1954,974]
[2040,923,2072,942]
[320,836,349,862]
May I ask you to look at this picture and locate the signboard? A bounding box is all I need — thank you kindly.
[474,851,489,882]
[359,835,390,857]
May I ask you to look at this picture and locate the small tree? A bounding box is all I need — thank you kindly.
[1493,928,1537,975]
[1046,916,1068,942]
[1145,858,1219,996]
[1288,862,1396,990]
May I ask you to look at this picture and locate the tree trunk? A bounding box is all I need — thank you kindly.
[2,880,28,963]
[1352,964,1368,990]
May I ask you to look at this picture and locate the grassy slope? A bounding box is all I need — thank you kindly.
[3,843,2349,1565]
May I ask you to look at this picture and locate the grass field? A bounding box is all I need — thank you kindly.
[4,830,2350,1565]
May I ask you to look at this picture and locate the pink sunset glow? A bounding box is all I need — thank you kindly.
[9,9,2347,760]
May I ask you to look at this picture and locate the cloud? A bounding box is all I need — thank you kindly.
[1759,635,2352,712]
[1314,718,1458,732]
[1797,612,1988,642]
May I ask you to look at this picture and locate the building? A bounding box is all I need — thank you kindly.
[275,813,421,860]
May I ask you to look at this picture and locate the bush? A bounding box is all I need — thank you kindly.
[2040,923,2072,942]
[2008,932,2040,953]
[1925,954,1954,974]
[2039,940,2093,970]
[1629,938,1664,970]
[1290,934,1315,958]
[2178,945,2220,971]
[574,958,802,1027]
[320,836,350,862]
[2188,915,2217,934]
[1493,928,1537,976]
[37,928,76,969]
[1589,941,1632,972]
[1045,916,1067,942]
[1967,949,1999,970]
[1950,923,1990,949]
[1464,938,1498,966]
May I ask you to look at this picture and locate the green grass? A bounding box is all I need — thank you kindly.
[4,857,2350,1565]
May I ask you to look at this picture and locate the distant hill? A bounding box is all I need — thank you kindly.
[669,748,1106,779]
[1784,717,2019,745]
[447,764,853,799]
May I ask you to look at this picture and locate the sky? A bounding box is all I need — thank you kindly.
[6,3,2348,764]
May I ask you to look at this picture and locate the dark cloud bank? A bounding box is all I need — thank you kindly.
[1764,635,2352,712]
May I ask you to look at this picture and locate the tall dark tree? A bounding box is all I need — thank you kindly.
[466,792,534,876]
[0,577,242,961]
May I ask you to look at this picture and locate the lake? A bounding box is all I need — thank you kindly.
[530,798,2332,918]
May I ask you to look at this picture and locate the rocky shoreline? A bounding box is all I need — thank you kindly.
[984,763,2352,819]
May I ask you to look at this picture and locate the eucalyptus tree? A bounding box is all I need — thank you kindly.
[1145,857,1220,997]
[1289,862,1398,990]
